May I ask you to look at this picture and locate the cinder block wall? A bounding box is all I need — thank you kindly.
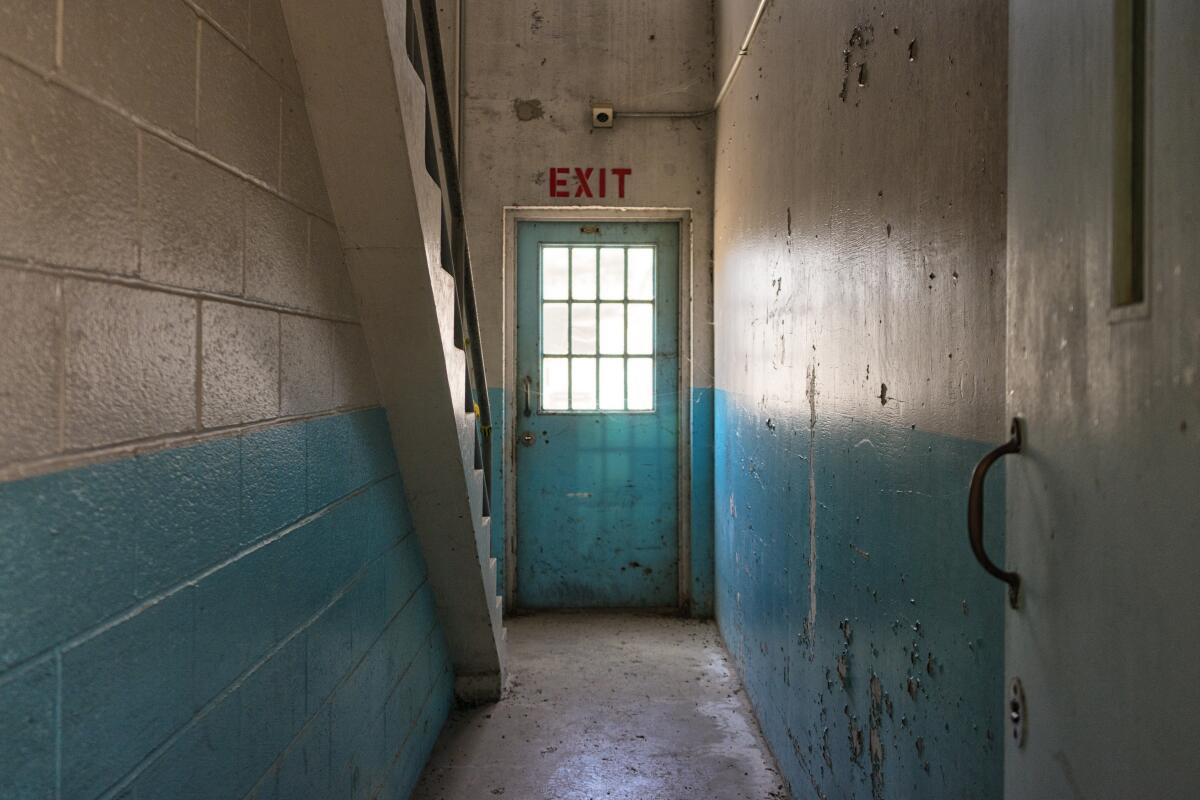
[0,1,451,797]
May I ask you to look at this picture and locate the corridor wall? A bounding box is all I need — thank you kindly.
[712,1,1010,797]
[0,2,450,797]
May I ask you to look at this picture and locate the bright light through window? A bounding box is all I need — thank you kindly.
[540,244,655,413]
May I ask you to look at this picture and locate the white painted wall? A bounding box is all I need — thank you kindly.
[457,0,716,392]
[712,0,1008,441]
[0,0,375,480]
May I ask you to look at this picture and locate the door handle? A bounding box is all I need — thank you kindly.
[968,417,1022,609]
[523,375,532,418]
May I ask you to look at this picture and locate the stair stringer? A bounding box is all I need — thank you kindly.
[280,0,505,700]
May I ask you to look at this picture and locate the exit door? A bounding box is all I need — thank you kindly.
[1003,2,1200,797]
[514,221,679,608]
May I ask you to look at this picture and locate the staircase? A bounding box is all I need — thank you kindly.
[279,0,504,701]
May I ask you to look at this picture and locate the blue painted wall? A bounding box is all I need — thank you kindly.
[714,390,1005,798]
[690,387,715,617]
[0,409,451,799]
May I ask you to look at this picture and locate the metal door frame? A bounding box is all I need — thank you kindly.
[503,207,694,612]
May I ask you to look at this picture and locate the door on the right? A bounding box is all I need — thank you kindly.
[1006,1,1200,797]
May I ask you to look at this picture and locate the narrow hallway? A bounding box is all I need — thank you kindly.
[413,613,787,800]
[1,0,1198,797]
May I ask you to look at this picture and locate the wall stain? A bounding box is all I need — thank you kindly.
[868,673,886,798]
[513,98,544,121]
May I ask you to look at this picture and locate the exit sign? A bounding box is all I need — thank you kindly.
[549,167,631,199]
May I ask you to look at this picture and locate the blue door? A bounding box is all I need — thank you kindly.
[515,221,679,608]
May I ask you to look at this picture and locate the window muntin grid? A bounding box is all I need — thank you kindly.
[540,244,655,412]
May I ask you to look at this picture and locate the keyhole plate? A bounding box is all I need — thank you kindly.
[1009,677,1027,748]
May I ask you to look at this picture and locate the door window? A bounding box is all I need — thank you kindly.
[540,245,656,412]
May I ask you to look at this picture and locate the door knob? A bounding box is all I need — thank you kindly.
[520,432,536,447]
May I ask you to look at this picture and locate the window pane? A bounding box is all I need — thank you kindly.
[571,247,597,300]
[598,303,624,355]
[571,358,597,410]
[543,358,569,410]
[543,303,568,354]
[543,247,569,300]
[599,248,625,299]
[599,358,625,410]
[627,358,653,410]
[627,303,653,355]
[627,247,654,300]
[571,303,597,354]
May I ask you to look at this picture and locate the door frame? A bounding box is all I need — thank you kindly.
[502,207,695,612]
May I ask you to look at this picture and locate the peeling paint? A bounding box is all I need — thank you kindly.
[839,24,874,102]
[847,714,864,762]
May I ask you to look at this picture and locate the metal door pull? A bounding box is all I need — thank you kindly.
[523,376,532,417]
[968,417,1022,609]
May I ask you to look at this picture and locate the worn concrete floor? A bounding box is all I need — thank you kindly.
[412,611,788,800]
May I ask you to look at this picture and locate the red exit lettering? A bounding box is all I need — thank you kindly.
[549,167,631,199]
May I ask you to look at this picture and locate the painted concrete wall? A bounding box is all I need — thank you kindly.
[0,2,451,796]
[458,0,717,613]
[0,412,452,799]
[1005,2,1200,797]
[712,2,1009,797]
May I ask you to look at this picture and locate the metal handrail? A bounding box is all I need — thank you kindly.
[410,0,494,518]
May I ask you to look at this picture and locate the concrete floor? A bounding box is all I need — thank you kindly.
[412,611,788,799]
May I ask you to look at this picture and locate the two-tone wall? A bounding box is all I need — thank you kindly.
[0,1,450,796]
[459,0,716,612]
[712,1,1009,797]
